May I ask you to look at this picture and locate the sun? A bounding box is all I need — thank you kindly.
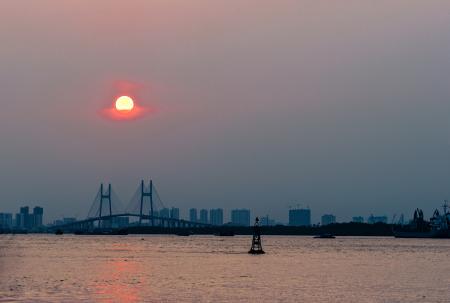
[115,96,134,111]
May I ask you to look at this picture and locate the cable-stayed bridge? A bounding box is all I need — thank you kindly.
[50,180,211,232]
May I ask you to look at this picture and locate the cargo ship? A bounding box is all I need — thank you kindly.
[393,201,450,238]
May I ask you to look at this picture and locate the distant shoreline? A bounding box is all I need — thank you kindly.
[0,222,395,237]
[126,222,394,237]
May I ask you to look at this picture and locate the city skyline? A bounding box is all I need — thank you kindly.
[0,192,429,225]
[0,176,436,225]
[0,201,401,228]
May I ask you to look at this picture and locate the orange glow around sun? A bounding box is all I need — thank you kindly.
[101,94,153,121]
[99,81,156,121]
[115,96,134,111]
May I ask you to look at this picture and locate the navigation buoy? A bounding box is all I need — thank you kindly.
[248,217,265,254]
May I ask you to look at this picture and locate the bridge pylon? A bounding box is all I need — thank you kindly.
[99,183,112,227]
[139,180,154,226]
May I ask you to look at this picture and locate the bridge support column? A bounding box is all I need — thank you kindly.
[140,180,154,226]
[99,183,112,228]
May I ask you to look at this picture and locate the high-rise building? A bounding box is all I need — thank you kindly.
[15,213,22,228]
[0,213,13,229]
[289,208,311,226]
[321,214,336,226]
[199,209,208,224]
[159,208,170,218]
[352,216,364,223]
[53,219,64,226]
[367,215,388,224]
[20,206,29,214]
[170,207,180,220]
[189,208,198,222]
[33,206,44,228]
[209,208,223,226]
[16,206,30,229]
[231,209,251,226]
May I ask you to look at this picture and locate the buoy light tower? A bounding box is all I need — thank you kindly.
[248,217,265,254]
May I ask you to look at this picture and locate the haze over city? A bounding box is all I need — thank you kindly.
[1,1,450,223]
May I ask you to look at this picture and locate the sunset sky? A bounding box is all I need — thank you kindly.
[1,1,450,223]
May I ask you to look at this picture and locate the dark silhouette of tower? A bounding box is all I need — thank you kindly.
[99,183,112,228]
[99,183,112,217]
[248,217,265,254]
[139,180,154,226]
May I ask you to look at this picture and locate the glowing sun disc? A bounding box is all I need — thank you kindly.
[115,96,134,111]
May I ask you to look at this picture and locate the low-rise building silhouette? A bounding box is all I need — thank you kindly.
[63,217,76,224]
[321,214,336,225]
[352,216,364,223]
[367,215,388,224]
[260,215,276,226]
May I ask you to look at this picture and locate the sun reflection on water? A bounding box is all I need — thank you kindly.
[93,255,147,302]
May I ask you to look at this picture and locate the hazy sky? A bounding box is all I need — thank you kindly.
[1,1,450,223]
